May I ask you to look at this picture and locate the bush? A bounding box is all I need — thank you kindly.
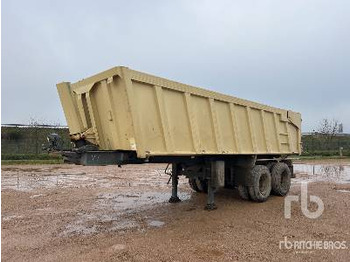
[1,159,63,165]
[301,150,350,157]
[1,130,23,141]
[1,154,62,160]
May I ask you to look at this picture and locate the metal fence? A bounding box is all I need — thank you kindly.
[301,134,350,154]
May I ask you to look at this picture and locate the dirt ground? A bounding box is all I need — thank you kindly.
[2,160,350,261]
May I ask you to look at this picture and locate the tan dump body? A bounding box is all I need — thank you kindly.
[57,66,301,158]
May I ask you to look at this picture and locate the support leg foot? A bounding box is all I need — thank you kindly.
[169,163,181,203]
[169,196,181,203]
[204,203,217,210]
[205,168,218,210]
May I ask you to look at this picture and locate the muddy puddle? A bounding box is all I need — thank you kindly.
[1,164,176,192]
[59,189,192,236]
[60,192,191,237]
[96,191,191,213]
[1,164,193,236]
[61,187,191,236]
[3,163,349,192]
[293,163,350,184]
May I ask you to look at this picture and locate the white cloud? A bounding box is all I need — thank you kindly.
[2,0,350,132]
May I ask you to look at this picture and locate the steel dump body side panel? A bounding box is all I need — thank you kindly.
[57,66,301,158]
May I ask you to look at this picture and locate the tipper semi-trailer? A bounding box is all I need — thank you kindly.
[55,66,302,209]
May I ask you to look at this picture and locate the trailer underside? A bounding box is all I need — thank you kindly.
[61,148,294,210]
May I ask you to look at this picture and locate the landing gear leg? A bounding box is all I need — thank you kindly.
[205,161,224,210]
[205,179,217,210]
[169,163,181,203]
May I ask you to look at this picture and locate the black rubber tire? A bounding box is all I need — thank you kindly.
[238,185,250,200]
[266,162,275,171]
[188,178,208,193]
[248,165,272,202]
[271,162,291,196]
